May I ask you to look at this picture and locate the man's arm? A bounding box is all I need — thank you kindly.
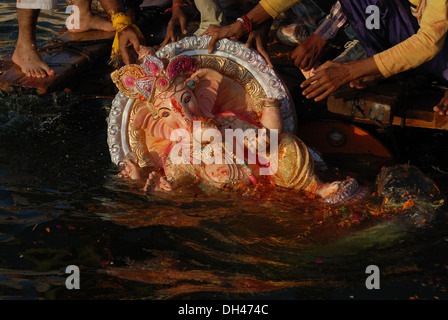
[291,1,347,71]
[99,0,143,65]
[204,2,275,53]
[160,0,189,48]
[373,1,448,78]
[300,57,380,101]
[257,0,302,20]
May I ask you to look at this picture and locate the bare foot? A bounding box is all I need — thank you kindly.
[316,178,361,204]
[316,181,341,199]
[143,171,173,192]
[68,11,114,33]
[433,90,448,116]
[12,43,55,78]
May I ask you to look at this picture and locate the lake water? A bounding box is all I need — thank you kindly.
[0,0,447,301]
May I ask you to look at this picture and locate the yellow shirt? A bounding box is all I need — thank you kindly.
[259,0,448,79]
[259,0,300,19]
[374,0,448,78]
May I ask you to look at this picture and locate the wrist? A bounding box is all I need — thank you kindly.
[236,15,252,35]
[110,11,133,32]
[107,8,125,19]
[233,20,248,37]
[315,34,327,49]
[165,2,188,13]
[346,58,376,81]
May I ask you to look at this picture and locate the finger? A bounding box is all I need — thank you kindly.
[290,46,299,60]
[260,49,273,68]
[256,37,273,68]
[301,73,321,89]
[169,28,177,43]
[130,33,141,54]
[180,17,188,34]
[292,47,304,66]
[291,50,303,67]
[435,105,448,115]
[302,77,325,96]
[301,57,316,71]
[304,82,328,100]
[314,87,335,102]
[202,26,213,36]
[160,36,169,48]
[208,32,219,53]
[204,25,218,36]
[118,34,131,65]
[299,56,311,70]
[245,32,255,48]
[350,80,366,90]
[121,47,131,65]
[434,98,447,110]
[302,80,322,97]
[302,82,322,97]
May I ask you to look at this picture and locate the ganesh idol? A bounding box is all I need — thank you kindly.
[110,47,363,205]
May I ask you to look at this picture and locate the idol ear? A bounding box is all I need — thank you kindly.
[111,64,146,99]
[185,76,199,90]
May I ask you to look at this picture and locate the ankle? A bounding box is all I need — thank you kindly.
[15,39,38,50]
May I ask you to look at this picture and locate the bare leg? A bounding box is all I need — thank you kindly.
[69,0,114,33]
[12,9,55,78]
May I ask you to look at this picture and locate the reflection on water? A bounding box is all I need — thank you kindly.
[0,90,446,300]
[0,0,448,300]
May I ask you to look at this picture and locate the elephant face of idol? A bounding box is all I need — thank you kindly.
[152,83,199,131]
[111,54,202,132]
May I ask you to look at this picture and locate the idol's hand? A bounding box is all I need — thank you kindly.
[300,61,351,101]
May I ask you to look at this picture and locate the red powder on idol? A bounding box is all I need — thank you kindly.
[171,98,185,118]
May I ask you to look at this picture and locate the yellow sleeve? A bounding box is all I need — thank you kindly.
[259,0,302,18]
[373,0,448,78]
